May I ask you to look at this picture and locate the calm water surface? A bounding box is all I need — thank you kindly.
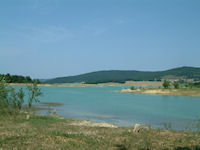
[16,85,200,129]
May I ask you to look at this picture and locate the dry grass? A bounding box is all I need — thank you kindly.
[0,113,200,150]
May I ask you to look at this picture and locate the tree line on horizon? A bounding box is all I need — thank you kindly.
[0,73,41,84]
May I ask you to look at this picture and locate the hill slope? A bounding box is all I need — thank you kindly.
[47,67,200,84]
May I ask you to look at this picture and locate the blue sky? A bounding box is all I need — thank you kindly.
[0,0,200,78]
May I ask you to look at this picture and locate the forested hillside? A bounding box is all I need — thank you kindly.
[47,67,200,84]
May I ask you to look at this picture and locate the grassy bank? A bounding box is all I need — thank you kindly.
[0,113,200,150]
[121,88,200,97]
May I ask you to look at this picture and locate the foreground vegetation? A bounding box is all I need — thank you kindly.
[0,79,42,114]
[0,112,200,150]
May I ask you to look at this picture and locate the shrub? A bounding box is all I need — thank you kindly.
[0,79,10,109]
[0,79,42,114]
[173,81,180,89]
[163,80,170,89]
[130,86,135,90]
[27,82,42,108]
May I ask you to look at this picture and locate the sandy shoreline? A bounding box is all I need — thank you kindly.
[120,88,200,97]
[70,120,118,128]
[98,81,163,87]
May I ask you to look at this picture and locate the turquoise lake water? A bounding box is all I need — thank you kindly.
[15,85,200,129]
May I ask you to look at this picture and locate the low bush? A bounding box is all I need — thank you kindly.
[130,86,135,90]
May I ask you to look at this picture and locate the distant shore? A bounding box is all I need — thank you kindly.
[97,81,163,87]
[120,88,200,97]
[9,82,200,97]
[8,81,163,87]
[8,83,78,87]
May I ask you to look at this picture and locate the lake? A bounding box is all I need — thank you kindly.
[16,85,200,130]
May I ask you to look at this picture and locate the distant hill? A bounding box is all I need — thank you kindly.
[47,67,200,84]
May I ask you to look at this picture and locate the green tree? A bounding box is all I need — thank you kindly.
[0,79,9,108]
[15,88,25,110]
[173,81,179,89]
[0,73,41,83]
[163,80,170,89]
[25,76,32,83]
[33,79,41,84]
[0,79,24,111]
[27,82,43,108]
[5,73,11,83]
[130,86,135,90]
